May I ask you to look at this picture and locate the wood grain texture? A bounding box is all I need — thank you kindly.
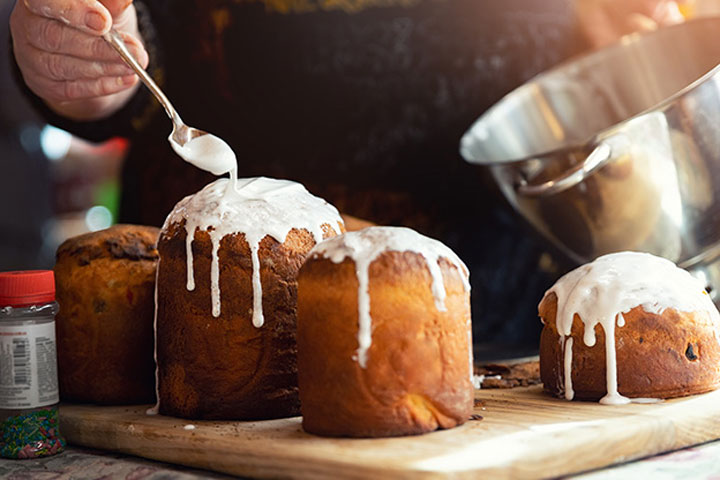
[59,385,720,479]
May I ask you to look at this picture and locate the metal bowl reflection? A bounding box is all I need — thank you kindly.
[461,18,720,295]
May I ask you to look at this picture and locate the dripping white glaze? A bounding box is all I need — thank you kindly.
[543,251,720,405]
[171,133,237,177]
[563,337,573,401]
[162,177,343,326]
[147,256,160,416]
[310,226,470,368]
[600,316,626,405]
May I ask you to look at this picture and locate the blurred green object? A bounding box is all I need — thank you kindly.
[95,180,120,225]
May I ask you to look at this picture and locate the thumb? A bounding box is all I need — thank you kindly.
[98,0,133,18]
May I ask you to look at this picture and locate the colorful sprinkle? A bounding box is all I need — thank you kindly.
[0,408,65,459]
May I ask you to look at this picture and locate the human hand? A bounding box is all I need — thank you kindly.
[578,0,686,48]
[10,0,149,121]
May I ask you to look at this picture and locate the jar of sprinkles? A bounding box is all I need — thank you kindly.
[0,271,65,459]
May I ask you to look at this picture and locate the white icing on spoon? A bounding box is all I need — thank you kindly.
[310,226,470,368]
[544,251,720,404]
[162,177,343,326]
[171,134,237,177]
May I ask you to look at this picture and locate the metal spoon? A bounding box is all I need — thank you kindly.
[104,29,237,178]
[103,29,203,148]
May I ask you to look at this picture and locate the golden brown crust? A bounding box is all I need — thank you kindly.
[157,221,341,420]
[57,224,160,264]
[54,224,159,404]
[297,251,473,437]
[539,292,720,400]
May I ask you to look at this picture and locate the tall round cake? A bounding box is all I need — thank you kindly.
[156,177,344,420]
[297,226,473,437]
[539,251,720,404]
[55,224,158,404]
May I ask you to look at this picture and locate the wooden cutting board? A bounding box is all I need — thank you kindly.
[59,385,720,479]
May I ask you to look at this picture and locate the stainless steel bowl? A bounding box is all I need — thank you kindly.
[460,18,720,295]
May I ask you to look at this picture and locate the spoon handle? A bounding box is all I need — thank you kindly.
[103,29,182,126]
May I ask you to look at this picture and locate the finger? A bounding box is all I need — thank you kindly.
[27,44,139,81]
[98,0,132,18]
[28,74,138,103]
[23,0,112,35]
[64,74,138,100]
[22,13,147,63]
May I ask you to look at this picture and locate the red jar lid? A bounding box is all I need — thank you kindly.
[0,270,56,307]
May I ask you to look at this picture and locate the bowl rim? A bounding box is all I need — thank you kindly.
[461,16,720,167]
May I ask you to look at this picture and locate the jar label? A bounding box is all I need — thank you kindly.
[0,323,59,409]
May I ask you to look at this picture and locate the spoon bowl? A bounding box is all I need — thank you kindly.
[170,123,206,148]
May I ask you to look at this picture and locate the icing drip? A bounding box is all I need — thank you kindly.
[563,337,573,401]
[250,243,262,328]
[185,232,195,291]
[356,257,372,364]
[310,226,470,368]
[162,177,343,325]
[544,251,720,404]
[147,256,160,416]
[210,239,221,318]
[599,317,628,405]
